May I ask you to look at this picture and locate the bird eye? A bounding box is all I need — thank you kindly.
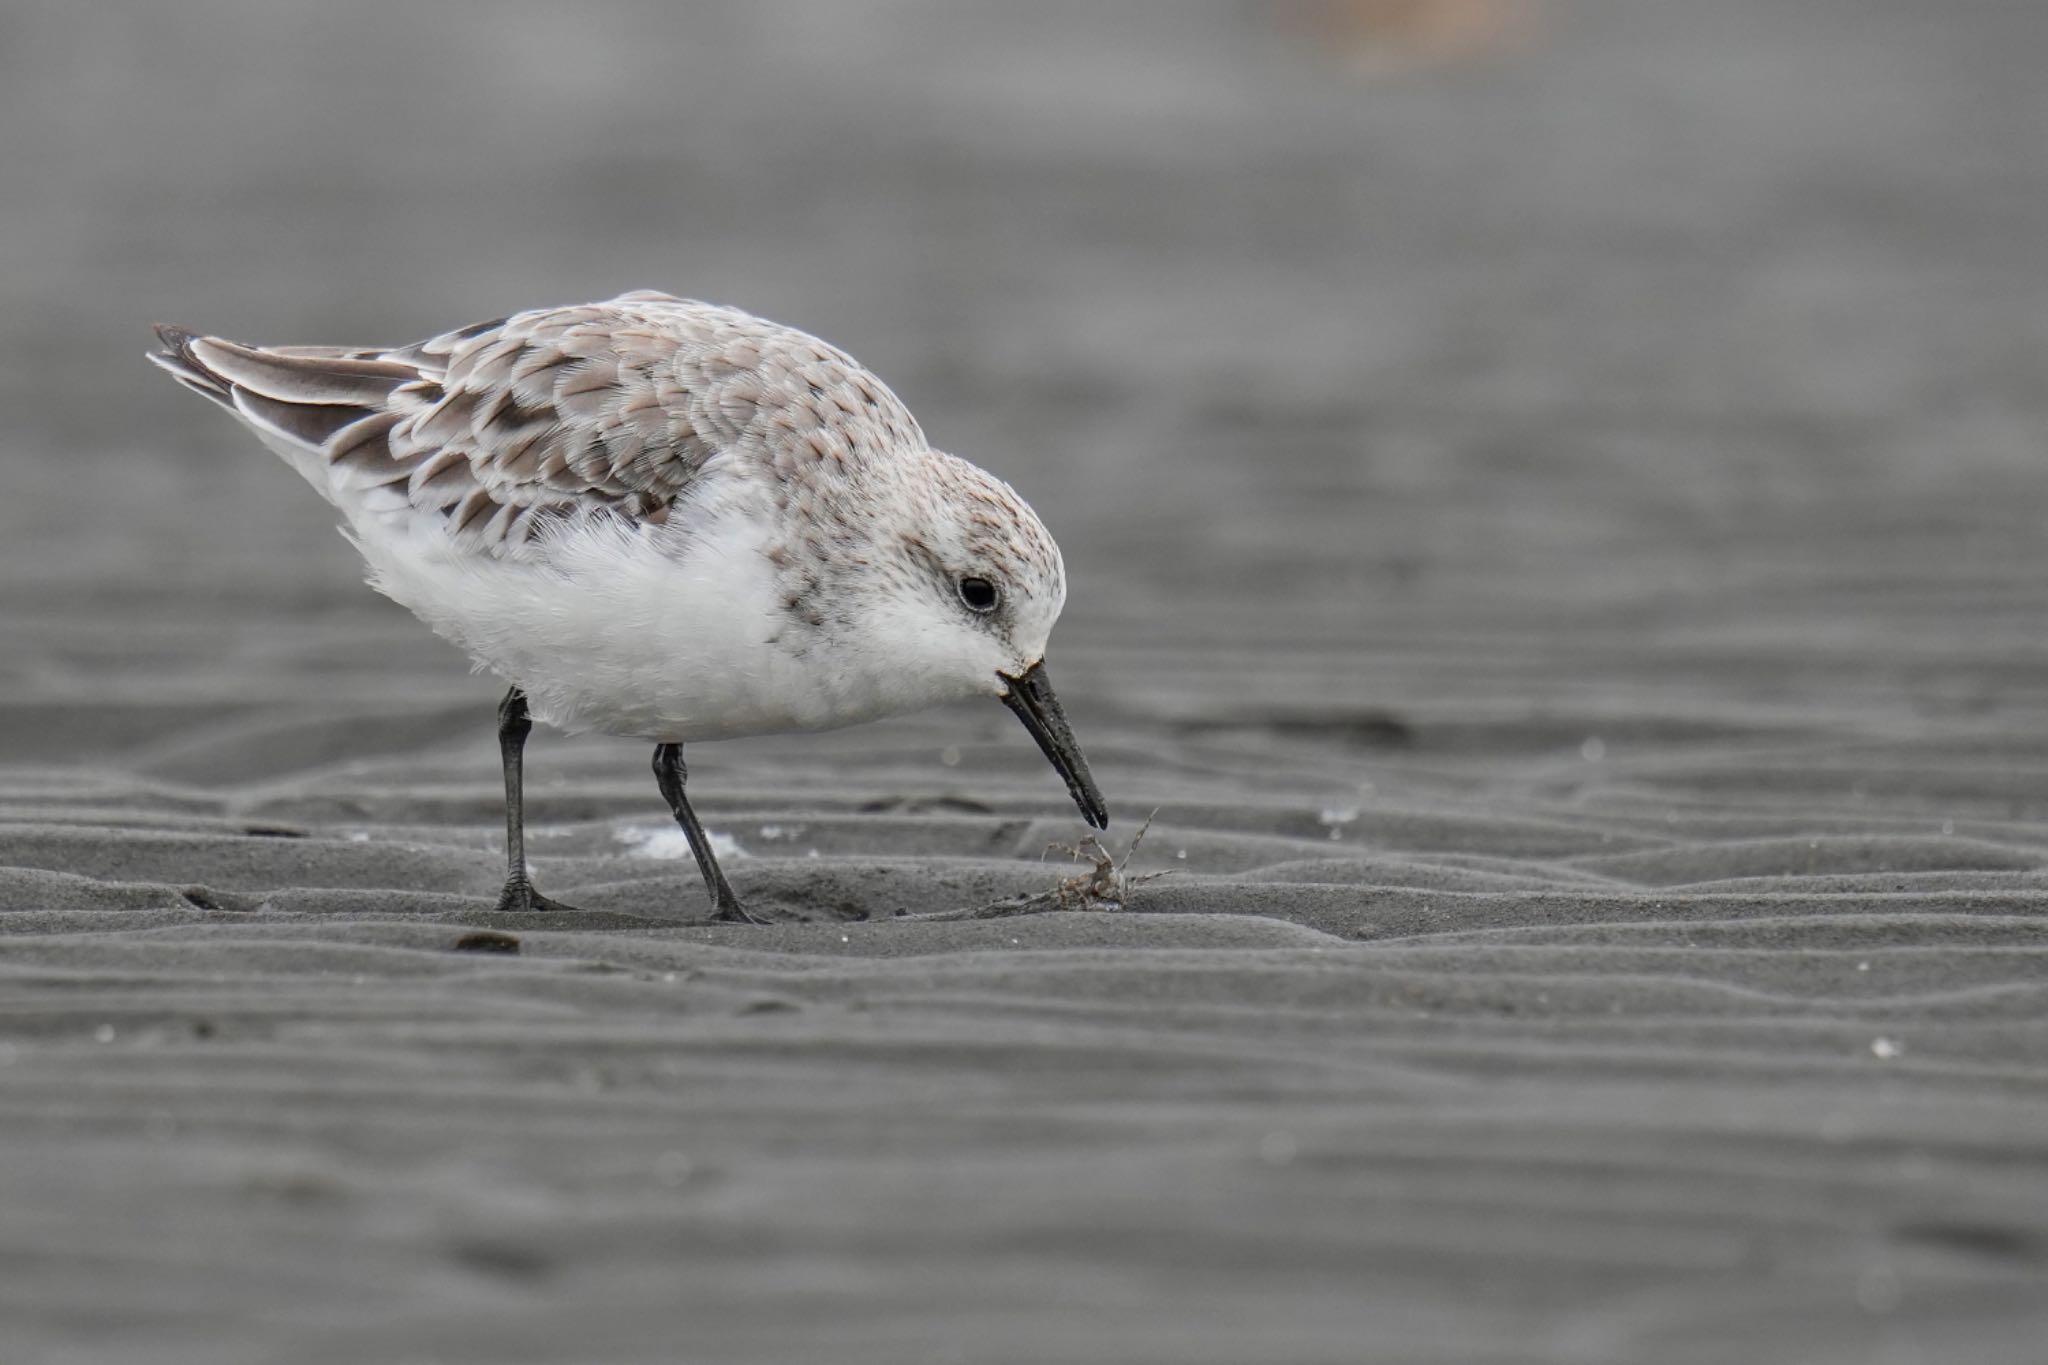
[957,575,1001,613]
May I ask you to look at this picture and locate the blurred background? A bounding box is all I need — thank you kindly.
[7,0,2048,806]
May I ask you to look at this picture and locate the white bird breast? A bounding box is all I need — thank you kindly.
[345,481,915,743]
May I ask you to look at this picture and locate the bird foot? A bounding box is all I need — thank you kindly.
[493,879,582,915]
[709,892,769,926]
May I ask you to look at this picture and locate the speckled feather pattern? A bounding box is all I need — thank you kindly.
[158,290,936,552]
[149,292,1072,745]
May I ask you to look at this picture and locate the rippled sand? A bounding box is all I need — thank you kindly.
[6,2,2048,1362]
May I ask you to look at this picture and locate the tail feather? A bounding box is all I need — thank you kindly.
[147,323,233,406]
[231,384,378,450]
[148,322,425,460]
[180,334,416,407]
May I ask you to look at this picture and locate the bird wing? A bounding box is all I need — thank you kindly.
[149,290,925,556]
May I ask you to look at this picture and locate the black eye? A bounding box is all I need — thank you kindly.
[957,575,1001,613]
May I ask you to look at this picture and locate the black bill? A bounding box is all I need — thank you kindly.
[998,660,1109,830]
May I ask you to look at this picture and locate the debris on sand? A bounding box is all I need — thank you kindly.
[921,812,1172,921]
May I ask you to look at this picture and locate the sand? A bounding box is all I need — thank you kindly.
[6,2,2048,1362]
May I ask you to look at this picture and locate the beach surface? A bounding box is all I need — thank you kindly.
[5,2,2048,1361]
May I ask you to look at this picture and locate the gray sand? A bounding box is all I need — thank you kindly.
[6,2,2048,1362]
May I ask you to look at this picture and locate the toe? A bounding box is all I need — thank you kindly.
[494,882,582,914]
[712,897,769,926]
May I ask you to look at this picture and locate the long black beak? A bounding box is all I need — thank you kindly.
[998,660,1109,830]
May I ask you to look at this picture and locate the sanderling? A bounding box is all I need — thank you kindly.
[149,290,1107,924]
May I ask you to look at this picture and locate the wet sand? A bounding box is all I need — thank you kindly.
[6,2,2048,1361]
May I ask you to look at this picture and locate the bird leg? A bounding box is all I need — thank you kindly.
[492,686,579,913]
[652,743,763,924]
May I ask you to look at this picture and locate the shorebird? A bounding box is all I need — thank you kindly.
[149,291,1107,924]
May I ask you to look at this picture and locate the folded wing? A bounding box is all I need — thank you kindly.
[150,291,921,556]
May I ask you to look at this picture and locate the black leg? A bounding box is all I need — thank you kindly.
[652,743,763,924]
[493,687,577,913]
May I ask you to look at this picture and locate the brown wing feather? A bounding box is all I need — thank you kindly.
[150,292,929,556]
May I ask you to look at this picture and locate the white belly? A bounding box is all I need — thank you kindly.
[343,495,890,743]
